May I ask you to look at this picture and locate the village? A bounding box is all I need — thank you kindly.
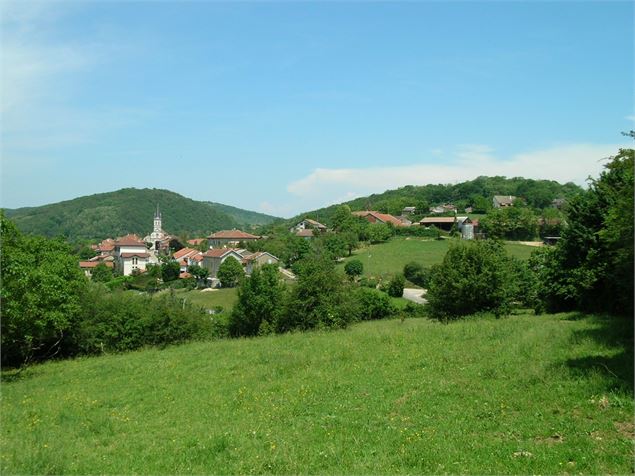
[77,195,528,283]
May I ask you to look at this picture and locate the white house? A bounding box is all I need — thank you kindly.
[114,234,150,276]
[290,218,327,233]
[242,251,280,275]
[493,195,517,208]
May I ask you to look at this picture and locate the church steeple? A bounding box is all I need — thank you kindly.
[153,204,162,234]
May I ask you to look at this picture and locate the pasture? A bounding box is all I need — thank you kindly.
[339,237,537,279]
[2,313,632,475]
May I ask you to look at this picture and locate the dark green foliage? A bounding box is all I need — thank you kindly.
[534,148,634,316]
[353,288,397,320]
[91,263,113,283]
[217,257,244,288]
[385,273,405,297]
[403,262,431,287]
[367,223,393,243]
[247,230,311,267]
[229,264,286,336]
[278,255,353,332]
[319,233,348,259]
[480,205,539,240]
[70,285,220,355]
[344,259,364,279]
[283,177,582,228]
[426,241,514,320]
[161,260,181,282]
[1,214,88,367]
[188,265,209,283]
[359,276,379,289]
[205,201,279,226]
[6,188,278,240]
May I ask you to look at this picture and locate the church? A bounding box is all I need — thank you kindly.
[143,205,172,254]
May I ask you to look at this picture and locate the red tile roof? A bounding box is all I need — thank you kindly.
[187,238,206,245]
[202,248,241,258]
[173,247,200,260]
[179,272,192,279]
[79,261,114,269]
[353,211,404,226]
[207,230,261,240]
[119,252,150,258]
[115,234,145,246]
[296,229,314,237]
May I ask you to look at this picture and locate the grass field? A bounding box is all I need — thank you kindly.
[2,313,632,475]
[169,288,239,312]
[339,238,538,279]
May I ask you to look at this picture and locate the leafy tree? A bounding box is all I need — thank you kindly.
[353,287,397,320]
[1,214,87,367]
[403,262,431,287]
[229,264,286,336]
[91,263,113,283]
[535,147,634,315]
[367,223,393,243]
[426,240,514,320]
[386,273,405,297]
[77,245,97,260]
[320,233,348,260]
[278,255,352,331]
[344,259,364,279]
[161,260,181,282]
[480,206,538,240]
[217,257,244,288]
[188,265,209,283]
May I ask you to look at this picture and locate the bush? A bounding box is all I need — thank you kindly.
[353,288,397,321]
[229,264,286,337]
[217,257,244,288]
[359,276,379,289]
[386,273,406,297]
[403,262,431,287]
[70,285,221,355]
[426,240,515,320]
[344,259,364,279]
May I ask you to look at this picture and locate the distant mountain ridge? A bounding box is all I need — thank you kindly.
[4,188,280,241]
[284,175,583,227]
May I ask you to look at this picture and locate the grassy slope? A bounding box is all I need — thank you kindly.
[338,238,536,279]
[2,314,632,475]
[173,288,239,311]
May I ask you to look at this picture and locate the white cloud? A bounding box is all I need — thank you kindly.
[626,115,635,122]
[287,143,628,208]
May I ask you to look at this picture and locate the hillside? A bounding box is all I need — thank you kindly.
[285,176,582,227]
[3,189,279,241]
[206,202,279,226]
[2,314,632,474]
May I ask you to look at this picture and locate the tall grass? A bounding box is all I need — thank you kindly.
[1,313,632,474]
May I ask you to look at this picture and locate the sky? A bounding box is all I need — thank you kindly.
[1,1,633,218]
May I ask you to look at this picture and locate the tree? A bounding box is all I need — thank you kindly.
[91,263,113,283]
[229,264,286,336]
[535,147,634,315]
[344,259,364,279]
[403,262,431,287]
[188,265,209,284]
[217,257,244,288]
[1,214,87,367]
[161,260,180,282]
[386,273,405,297]
[426,240,514,320]
[367,223,393,243]
[480,206,538,240]
[278,255,352,331]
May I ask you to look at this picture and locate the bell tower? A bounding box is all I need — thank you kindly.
[153,204,162,236]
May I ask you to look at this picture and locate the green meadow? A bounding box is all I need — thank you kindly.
[339,237,537,279]
[2,313,632,475]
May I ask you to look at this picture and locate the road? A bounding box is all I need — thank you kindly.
[402,288,427,304]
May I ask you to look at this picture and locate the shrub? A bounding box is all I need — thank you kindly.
[353,288,397,321]
[344,259,364,279]
[278,255,353,332]
[359,276,379,289]
[403,262,431,287]
[229,264,286,337]
[426,240,515,320]
[217,257,244,288]
[386,273,406,297]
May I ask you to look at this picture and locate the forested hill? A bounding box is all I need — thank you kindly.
[285,176,583,226]
[205,202,278,226]
[3,188,279,241]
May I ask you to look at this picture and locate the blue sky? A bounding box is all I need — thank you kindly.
[1,1,633,217]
